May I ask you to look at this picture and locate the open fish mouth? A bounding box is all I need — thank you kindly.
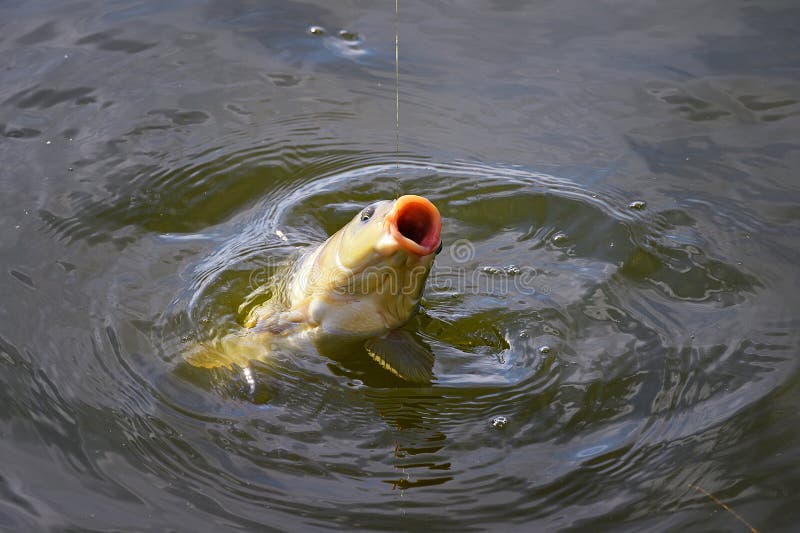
[385,195,442,256]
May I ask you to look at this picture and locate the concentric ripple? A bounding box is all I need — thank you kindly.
[94,153,790,528]
[2,1,798,528]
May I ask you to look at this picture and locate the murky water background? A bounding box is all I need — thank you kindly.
[1,0,799,530]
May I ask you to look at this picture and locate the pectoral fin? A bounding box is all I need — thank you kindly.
[364,330,434,384]
[184,331,271,369]
[184,340,243,369]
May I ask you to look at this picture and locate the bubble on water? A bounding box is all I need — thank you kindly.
[45,140,51,145]
[338,29,359,41]
[490,416,508,430]
[552,232,568,245]
[538,345,551,355]
[480,266,503,275]
[519,330,529,339]
[628,200,647,210]
[480,264,523,276]
[308,25,325,36]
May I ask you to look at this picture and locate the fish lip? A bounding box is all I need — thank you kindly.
[385,195,442,256]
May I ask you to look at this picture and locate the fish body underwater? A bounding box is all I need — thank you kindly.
[187,195,443,383]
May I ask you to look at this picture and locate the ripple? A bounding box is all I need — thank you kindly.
[5,85,96,109]
[146,109,210,126]
[15,21,59,45]
[75,31,156,54]
[148,158,795,527]
[2,0,798,528]
[38,141,370,245]
[36,153,795,528]
[0,124,41,139]
[175,157,768,385]
[646,77,800,124]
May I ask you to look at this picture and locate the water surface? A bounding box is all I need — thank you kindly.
[0,0,799,530]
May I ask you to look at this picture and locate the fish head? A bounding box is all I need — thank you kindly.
[339,194,442,268]
[305,195,443,335]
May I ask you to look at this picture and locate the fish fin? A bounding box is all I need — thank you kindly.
[184,331,270,369]
[364,330,434,383]
[239,284,273,317]
[244,302,277,328]
[184,341,237,369]
[251,309,306,335]
[247,296,311,329]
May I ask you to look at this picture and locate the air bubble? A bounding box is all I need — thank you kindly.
[338,29,359,41]
[538,345,551,355]
[628,200,647,210]
[308,26,325,36]
[552,232,568,245]
[480,265,523,276]
[490,416,508,429]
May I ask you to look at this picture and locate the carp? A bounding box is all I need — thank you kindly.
[187,195,443,383]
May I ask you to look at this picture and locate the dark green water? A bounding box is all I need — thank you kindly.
[1,0,799,530]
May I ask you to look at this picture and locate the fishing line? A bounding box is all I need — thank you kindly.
[394,0,401,193]
[395,0,399,163]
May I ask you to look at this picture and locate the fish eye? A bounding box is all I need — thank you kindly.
[360,204,377,222]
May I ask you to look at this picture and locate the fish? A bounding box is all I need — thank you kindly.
[186,195,443,383]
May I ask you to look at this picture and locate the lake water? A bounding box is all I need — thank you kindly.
[0,0,798,530]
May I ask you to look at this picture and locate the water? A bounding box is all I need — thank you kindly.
[1,0,798,530]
